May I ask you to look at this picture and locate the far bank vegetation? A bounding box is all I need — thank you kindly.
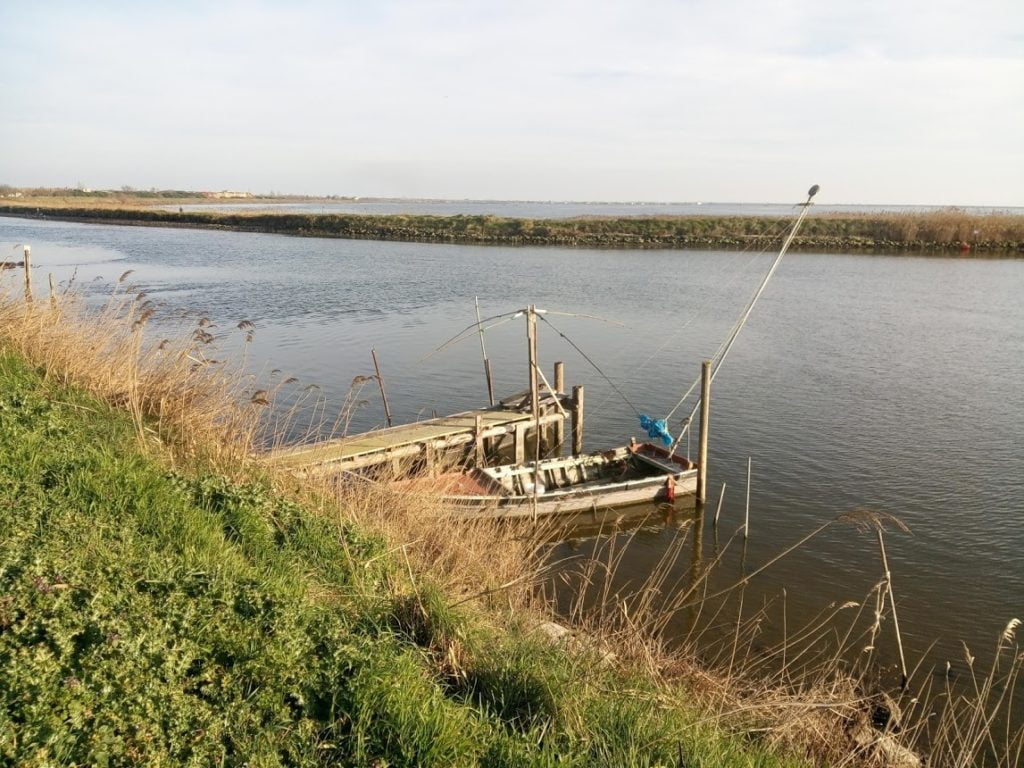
[1,194,1022,252]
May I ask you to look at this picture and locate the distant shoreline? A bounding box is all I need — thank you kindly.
[2,202,1022,254]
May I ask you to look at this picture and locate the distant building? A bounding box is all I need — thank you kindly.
[206,190,254,199]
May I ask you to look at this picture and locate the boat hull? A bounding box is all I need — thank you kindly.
[441,443,698,520]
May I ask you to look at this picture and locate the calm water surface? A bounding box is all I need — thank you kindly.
[3,215,1022,695]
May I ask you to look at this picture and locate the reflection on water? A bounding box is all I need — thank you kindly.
[2,215,1022,712]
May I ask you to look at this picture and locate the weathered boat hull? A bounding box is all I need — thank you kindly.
[441,443,698,520]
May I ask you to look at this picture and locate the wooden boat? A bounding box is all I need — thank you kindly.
[431,441,696,519]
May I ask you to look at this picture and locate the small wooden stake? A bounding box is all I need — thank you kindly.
[370,348,392,427]
[714,482,726,527]
[744,457,751,540]
[23,245,32,302]
[48,273,57,309]
[571,385,585,456]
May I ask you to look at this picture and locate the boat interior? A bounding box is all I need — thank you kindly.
[478,445,692,497]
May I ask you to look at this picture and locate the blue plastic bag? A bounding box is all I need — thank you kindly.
[638,414,673,446]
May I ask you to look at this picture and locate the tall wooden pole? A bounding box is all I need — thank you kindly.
[370,348,393,427]
[527,306,541,520]
[696,359,711,503]
[475,296,495,406]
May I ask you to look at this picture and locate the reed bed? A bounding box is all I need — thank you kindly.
[4,202,1023,252]
[1,272,1020,766]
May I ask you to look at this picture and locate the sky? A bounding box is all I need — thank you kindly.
[1,1,1021,205]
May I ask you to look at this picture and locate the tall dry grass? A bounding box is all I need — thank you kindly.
[2,272,1020,766]
[0,275,265,470]
[541,505,1023,766]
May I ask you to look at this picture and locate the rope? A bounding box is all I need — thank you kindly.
[538,313,642,417]
[709,201,813,381]
[667,201,815,450]
[588,215,795,421]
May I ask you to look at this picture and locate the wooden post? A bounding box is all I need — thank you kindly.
[474,413,485,466]
[527,306,541,520]
[553,361,565,449]
[475,296,495,406]
[571,384,585,455]
[48,273,57,309]
[23,245,32,302]
[744,457,751,540]
[514,422,526,464]
[425,442,437,477]
[696,360,711,503]
[527,306,540,416]
[370,349,393,427]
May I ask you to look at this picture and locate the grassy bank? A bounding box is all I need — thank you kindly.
[1,285,1019,766]
[0,352,818,766]
[2,201,1023,253]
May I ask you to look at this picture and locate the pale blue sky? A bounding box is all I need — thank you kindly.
[1,1,1021,204]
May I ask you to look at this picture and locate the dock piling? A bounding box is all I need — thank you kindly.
[553,361,565,449]
[696,360,711,503]
[571,385,585,456]
[474,413,485,466]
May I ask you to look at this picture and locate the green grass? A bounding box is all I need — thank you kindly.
[0,349,814,766]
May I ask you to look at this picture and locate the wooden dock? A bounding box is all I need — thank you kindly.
[268,385,583,474]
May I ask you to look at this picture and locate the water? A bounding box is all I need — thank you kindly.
[3,215,1022,698]
[160,199,1024,218]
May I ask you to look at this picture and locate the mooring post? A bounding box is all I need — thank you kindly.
[696,359,711,503]
[744,457,752,540]
[23,245,32,302]
[571,384,585,456]
[553,361,565,449]
[370,348,393,427]
[527,306,541,521]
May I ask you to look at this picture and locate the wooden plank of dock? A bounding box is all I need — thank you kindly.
[268,392,571,472]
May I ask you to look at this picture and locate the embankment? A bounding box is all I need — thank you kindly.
[0,294,837,766]
[2,203,1022,253]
